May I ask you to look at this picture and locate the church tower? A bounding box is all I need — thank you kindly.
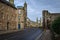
[24,1,27,28]
[24,1,27,12]
[24,1,27,17]
[24,1,27,16]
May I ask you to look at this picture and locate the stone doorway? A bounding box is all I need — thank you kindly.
[18,24,20,29]
[7,22,9,30]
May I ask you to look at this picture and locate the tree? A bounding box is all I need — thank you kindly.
[51,17,60,35]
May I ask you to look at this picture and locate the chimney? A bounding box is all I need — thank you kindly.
[9,0,14,4]
[6,0,9,1]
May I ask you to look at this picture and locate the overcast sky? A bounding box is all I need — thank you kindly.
[14,0,60,21]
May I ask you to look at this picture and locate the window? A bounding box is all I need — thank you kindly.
[0,12,3,18]
[18,10,22,14]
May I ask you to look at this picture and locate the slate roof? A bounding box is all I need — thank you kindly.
[17,6,23,9]
[48,12,60,15]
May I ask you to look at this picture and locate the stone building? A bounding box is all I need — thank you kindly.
[26,17,31,28]
[17,2,27,29]
[42,10,60,29]
[38,18,42,27]
[26,17,41,27]
[0,0,18,30]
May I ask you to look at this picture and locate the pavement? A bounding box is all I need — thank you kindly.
[0,29,25,35]
[42,30,52,40]
[36,29,52,40]
[0,30,20,35]
[55,36,60,40]
[40,29,60,40]
[55,34,60,40]
[0,28,43,40]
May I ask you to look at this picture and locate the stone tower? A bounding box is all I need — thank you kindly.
[24,1,27,28]
[36,17,38,27]
[40,18,42,27]
[24,1,27,19]
[36,17,38,23]
[17,1,27,29]
[42,10,49,29]
[24,1,27,12]
[40,18,41,23]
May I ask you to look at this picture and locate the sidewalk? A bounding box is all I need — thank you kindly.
[55,35,60,40]
[42,30,52,40]
[0,29,24,35]
[36,29,52,40]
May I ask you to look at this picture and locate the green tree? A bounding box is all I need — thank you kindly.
[52,17,60,35]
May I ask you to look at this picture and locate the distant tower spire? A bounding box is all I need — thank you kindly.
[40,18,41,23]
[36,17,38,23]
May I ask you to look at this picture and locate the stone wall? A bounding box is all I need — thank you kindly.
[42,10,60,29]
[20,9,25,29]
[0,2,18,30]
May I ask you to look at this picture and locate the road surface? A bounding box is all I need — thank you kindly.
[0,28,43,40]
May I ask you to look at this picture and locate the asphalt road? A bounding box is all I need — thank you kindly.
[0,28,43,40]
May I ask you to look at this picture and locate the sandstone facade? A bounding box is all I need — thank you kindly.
[17,2,27,29]
[42,10,60,29]
[26,17,41,27]
[0,0,18,30]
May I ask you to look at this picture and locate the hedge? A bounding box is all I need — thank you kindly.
[51,17,60,35]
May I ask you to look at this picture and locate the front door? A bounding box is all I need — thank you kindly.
[18,24,20,29]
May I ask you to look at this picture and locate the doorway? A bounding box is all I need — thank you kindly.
[7,22,9,30]
[18,24,20,29]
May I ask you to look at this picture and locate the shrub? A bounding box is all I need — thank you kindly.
[51,17,60,35]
